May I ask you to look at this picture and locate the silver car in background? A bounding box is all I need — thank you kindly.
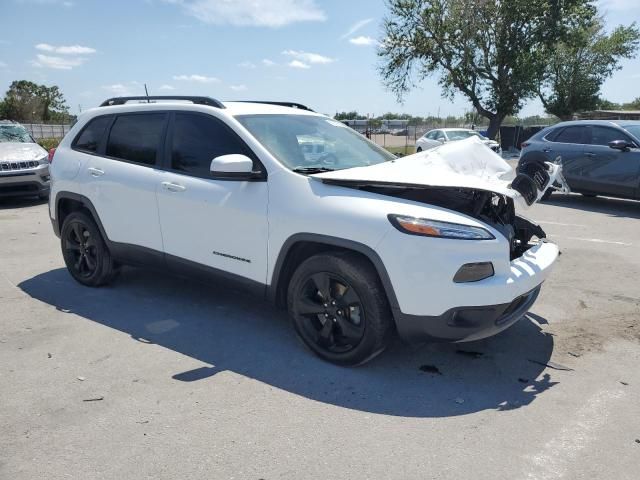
[416,128,501,154]
[0,121,51,199]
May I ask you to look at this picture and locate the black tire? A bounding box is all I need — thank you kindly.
[287,252,394,366]
[416,147,423,152]
[60,211,117,287]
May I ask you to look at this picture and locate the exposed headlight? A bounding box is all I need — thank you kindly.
[388,214,495,240]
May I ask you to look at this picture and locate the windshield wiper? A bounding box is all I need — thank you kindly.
[292,167,335,174]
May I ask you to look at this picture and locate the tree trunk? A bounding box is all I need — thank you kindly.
[486,114,505,140]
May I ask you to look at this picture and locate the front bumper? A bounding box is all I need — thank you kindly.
[0,165,50,198]
[395,286,540,343]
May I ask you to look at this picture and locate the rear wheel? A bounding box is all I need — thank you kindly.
[287,252,394,366]
[60,211,117,287]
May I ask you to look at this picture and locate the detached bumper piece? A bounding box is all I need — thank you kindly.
[396,286,540,344]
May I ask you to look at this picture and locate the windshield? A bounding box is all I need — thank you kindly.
[622,125,640,141]
[236,114,395,171]
[0,125,33,143]
[446,130,483,141]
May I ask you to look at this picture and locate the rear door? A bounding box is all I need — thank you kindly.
[156,112,269,285]
[82,112,167,253]
[581,125,640,198]
[545,125,587,189]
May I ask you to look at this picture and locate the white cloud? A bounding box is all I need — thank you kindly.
[288,60,310,69]
[102,84,134,96]
[158,84,176,90]
[238,61,256,69]
[282,49,334,64]
[230,84,247,92]
[340,18,373,39]
[173,74,220,83]
[32,54,86,70]
[262,58,276,67]
[349,36,377,46]
[35,43,96,55]
[164,0,326,28]
[0,61,7,68]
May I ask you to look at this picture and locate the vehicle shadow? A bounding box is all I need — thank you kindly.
[0,196,48,210]
[19,267,556,418]
[547,193,640,219]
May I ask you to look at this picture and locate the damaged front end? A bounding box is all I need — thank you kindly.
[323,180,547,260]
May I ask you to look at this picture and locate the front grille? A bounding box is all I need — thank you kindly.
[0,161,40,172]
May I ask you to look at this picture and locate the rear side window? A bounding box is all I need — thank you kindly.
[553,126,585,144]
[170,113,253,178]
[106,114,166,165]
[74,116,111,153]
[589,126,630,146]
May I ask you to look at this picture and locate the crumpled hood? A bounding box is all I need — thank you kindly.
[0,142,48,162]
[314,137,567,208]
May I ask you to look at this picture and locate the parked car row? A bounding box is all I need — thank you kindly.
[416,128,502,154]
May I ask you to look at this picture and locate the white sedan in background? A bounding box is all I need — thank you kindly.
[416,128,501,154]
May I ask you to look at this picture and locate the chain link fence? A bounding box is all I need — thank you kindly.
[22,124,73,140]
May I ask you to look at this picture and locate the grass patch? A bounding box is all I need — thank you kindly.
[384,146,416,156]
[37,138,60,150]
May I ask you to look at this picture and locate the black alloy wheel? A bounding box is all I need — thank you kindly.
[294,271,366,354]
[64,221,98,279]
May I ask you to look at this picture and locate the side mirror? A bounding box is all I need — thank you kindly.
[210,154,264,180]
[608,139,631,151]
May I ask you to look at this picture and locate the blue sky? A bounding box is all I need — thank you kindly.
[1,0,639,118]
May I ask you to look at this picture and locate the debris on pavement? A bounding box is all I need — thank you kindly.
[620,381,629,386]
[77,376,86,381]
[419,365,442,375]
[454,397,465,404]
[47,353,52,358]
[528,359,574,371]
[82,396,104,402]
[567,352,581,358]
[456,350,484,358]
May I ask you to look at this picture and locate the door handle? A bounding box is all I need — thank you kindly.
[585,152,596,157]
[161,181,186,192]
[87,167,104,177]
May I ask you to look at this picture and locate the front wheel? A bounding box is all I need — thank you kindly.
[287,252,394,366]
[60,211,117,287]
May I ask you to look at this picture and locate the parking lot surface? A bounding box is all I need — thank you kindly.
[1,192,639,479]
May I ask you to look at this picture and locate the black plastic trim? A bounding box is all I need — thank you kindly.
[267,233,401,314]
[100,96,225,108]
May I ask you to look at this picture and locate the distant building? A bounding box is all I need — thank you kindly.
[576,110,640,121]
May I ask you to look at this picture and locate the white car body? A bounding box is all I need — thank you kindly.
[49,98,561,359]
[417,128,501,154]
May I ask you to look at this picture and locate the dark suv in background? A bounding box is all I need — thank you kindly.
[518,120,640,201]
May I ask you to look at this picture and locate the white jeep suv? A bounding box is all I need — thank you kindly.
[49,96,563,365]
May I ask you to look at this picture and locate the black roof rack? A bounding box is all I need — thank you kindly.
[232,100,314,112]
[99,96,225,108]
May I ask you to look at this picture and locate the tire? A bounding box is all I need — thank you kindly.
[60,211,117,287]
[416,147,423,152]
[287,252,394,366]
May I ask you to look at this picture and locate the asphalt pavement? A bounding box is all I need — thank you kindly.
[1,192,639,480]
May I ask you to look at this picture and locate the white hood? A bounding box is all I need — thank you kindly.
[314,137,568,208]
[0,142,48,162]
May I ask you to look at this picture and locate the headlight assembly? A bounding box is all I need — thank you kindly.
[388,214,495,240]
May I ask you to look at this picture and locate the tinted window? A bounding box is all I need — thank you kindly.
[74,116,111,153]
[171,113,252,177]
[589,126,630,146]
[435,131,445,140]
[553,126,585,144]
[425,131,437,140]
[106,114,166,165]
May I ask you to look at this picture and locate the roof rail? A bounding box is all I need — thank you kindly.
[232,100,314,112]
[99,96,225,108]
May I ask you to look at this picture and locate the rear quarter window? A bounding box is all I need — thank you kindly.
[73,116,112,153]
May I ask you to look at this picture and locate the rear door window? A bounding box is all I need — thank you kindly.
[74,116,111,153]
[106,113,167,165]
[552,126,586,144]
[170,113,253,178]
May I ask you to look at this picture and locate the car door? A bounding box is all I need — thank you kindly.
[82,112,167,253]
[581,125,640,198]
[544,125,587,189]
[156,111,269,286]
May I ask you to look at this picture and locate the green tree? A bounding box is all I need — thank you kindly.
[539,19,640,119]
[1,80,69,122]
[596,98,621,110]
[334,111,367,120]
[378,0,595,138]
[622,97,640,110]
